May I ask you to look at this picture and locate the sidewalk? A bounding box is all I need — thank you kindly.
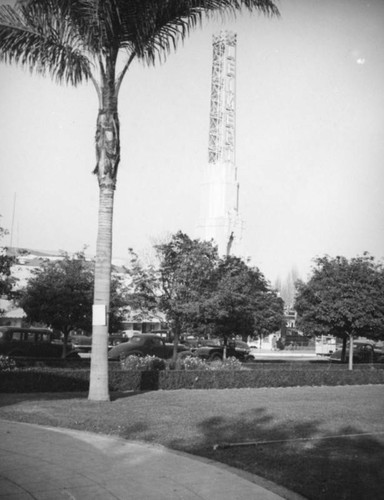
[0,419,304,500]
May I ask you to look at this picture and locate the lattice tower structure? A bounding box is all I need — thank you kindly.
[197,31,243,256]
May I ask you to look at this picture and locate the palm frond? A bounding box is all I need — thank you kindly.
[114,0,279,65]
[1,0,279,85]
[0,2,92,85]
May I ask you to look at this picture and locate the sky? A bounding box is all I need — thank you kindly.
[0,0,383,284]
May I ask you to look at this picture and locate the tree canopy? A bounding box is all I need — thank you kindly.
[0,218,17,302]
[128,232,283,356]
[295,254,384,367]
[204,255,284,340]
[19,251,129,355]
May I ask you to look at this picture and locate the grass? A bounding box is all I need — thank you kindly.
[0,385,383,500]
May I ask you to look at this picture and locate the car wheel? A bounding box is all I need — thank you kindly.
[65,351,81,360]
[210,353,222,361]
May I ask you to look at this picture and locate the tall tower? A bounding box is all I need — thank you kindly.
[197,31,243,256]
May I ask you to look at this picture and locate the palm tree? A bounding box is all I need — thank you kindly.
[0,0,279,400]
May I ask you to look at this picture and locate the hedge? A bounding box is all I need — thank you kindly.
[1,365,384,392]
[158,368,384,390]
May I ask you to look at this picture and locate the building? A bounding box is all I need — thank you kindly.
[1,247,165,333]
[196,31,243,257]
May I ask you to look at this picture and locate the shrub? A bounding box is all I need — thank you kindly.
[210,357,245,371]
[168,355,246,371]
[170,355,211,371]
[2,363,384,393]
[0,368,89,392]
[0,355,17,372]
[158,368,384,390]
[121,355,166,372]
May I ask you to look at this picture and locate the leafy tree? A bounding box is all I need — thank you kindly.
[19,252,94,357]
[0,218,18,304]
[157,232,219,358]
[295,254,384,370]
[205,255,284,343]
[128,233,284,359]
[252,289,285,339]
[0,0,279,400]
[109,271,131,333]
[19,252,129,356]
[128,232,219,360]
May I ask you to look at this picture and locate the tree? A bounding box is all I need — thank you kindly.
[128,232,219,360]
[109,271,131,333]
[205,255,284,345]
[157,232,220,358]
[295,254,384,370]
[0,0,279,400]
[128,233,284,359]
[19,252,94,357]
[19,251,129,356]
[0,219,16,302]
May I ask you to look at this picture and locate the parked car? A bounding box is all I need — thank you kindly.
[108,334,189,361]
[329,340,384,364]
[71,333,129,355]
[0,326,79,359]
[70,334,92,354]
[192,338,252,362]
[108,333,129,347]
[234,340,254,359]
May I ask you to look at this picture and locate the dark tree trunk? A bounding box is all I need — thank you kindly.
[341,336,347,363]
[172,318,181,362]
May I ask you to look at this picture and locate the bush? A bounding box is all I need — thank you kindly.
[168,355,246,371]
[0,368,89,392]
[158,368,384,390]
[170,355,211,371]
[209,357,245,371]
[121,355,166,372]
[0,355,17,372]
[2,363,384,393]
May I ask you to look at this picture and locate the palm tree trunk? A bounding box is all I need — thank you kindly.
[88,185,114,401]
[88,80,120,400]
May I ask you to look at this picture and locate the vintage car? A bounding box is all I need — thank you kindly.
[71,333,128,355]
[329,340,384,364]
[192,338,252,362]
[0,326,79,359]
[108,334,189,361]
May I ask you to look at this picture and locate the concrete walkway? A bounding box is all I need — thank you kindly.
[0,419,304,500]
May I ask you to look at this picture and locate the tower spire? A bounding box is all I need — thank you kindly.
[197,31,243,256]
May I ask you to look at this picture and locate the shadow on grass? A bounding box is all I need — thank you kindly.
[0,389,144,407]
[170,408,384,500]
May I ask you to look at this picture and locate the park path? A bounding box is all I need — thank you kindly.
[0,419,303,500]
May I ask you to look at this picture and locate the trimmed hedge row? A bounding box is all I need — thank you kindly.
[159,368,384,390]
[1,366,384,392]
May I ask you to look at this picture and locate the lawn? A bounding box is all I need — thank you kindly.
[0,385,383,500]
